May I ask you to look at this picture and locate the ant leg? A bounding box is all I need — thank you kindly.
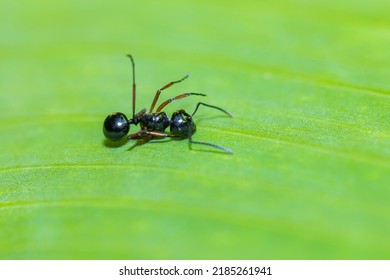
[128,130,171,140]
[149,73,190,113]
[156,93,206,113]
[191,102,233,118]
[188,128,233,154]
[126,55,136,118]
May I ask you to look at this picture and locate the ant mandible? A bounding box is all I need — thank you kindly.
[103,55,233,154]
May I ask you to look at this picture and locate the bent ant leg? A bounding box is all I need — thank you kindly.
[189,102,233,154]
[149,73,190,113]
[127,130,174,151]
[128,130,171,140]
[188,127,233,154]
[191,102,233,118]
[155,93,206,113]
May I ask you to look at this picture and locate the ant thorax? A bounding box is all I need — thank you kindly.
[139,112,170,132]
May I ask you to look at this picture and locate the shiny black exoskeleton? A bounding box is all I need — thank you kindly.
[104,109,196,140]
[103,55,232,154]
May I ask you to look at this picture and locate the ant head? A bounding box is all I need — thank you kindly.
[103,112,130,141]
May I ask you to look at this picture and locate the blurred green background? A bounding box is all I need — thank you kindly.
[1,0,389,259]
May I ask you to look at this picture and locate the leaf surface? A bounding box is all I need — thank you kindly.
[0,0,389,259]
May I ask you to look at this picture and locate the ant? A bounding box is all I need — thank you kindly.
[103,55,233,154]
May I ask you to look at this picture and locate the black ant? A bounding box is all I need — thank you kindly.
[103,55,233,154]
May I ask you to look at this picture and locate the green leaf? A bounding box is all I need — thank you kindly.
[1,0,389,259]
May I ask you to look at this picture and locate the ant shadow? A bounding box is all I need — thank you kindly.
[128,137,228,154]
[188,144,231,154]
[127,137,174,151]
[103,137,128,148]
[103,135,228,154]
[103,136,171,149]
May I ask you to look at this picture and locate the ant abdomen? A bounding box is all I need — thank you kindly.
[103,112,130,141]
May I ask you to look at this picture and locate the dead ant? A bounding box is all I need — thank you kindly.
[103,55,233,154]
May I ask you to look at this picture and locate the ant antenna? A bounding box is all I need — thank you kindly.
[127,54,136,118]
